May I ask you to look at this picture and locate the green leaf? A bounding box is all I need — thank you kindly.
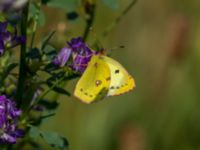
[41,111,56,119]
[101,0,119,9]
[42,46,57,62]
[29,126,41,140]
[45,71,71,96]
[29,126,68,149]
[5,63,18,74]
[52,86,71,96]
[39,99,59,110]
[30,3,46,27]
[42,0,79,11]
[40,131,68,149]
[41,31,56,51]
[46,80,71,96]
[43,63,59,73]
[27,48,41,59]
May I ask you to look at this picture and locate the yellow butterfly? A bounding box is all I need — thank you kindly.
[74,54,136,104]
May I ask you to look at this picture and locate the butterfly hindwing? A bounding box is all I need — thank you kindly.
[101,55,136,96]
[74,55,111,103]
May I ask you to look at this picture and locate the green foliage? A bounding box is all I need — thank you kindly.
[39,99,59,110]
[41,132,68,149]
[0,0,139,149]
[29,126,68,149]
[46,72,71,96]
[29,126,41,140]
[41,30,56,51]
[29,3,46,27]
[27,48,41,59]
[4,63,18,76]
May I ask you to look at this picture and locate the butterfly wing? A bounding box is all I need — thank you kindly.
[74,55,111,103]
[101,55,136,96]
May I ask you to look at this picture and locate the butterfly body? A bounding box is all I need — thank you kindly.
[74,54,135,104]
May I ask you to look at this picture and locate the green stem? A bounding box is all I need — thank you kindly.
[102,0,137,37]
[30,31,36,50]
[28,74,67,111]
[16,3,29,107]
[82,4,96,41]
[30,2,41,49]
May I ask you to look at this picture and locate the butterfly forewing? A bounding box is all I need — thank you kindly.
[74,55,111,103]
[101,56,136,96]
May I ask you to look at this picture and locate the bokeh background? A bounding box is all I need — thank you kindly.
[37,0,200,149]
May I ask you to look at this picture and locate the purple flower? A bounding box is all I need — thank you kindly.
[71,54,92,73]
[68,37,93,55]
[0,95,23,144]
[0,21,25,55]
[53,47,72,67]
[53,37,94,73]
[31,88,45,112]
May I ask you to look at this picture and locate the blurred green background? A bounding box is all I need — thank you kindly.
[38,0,200,149]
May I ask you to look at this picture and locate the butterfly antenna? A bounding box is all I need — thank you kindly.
[107,45,125,55]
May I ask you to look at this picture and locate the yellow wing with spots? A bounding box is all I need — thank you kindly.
[74,55,111,104]
[101,55,136,96]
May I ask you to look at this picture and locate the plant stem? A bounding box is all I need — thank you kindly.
[28,74,66,111]
[16,3,29,107]
[102,0,137,37]
[82,3,96,41]
[30,2,41,49]
[30,31,36,50]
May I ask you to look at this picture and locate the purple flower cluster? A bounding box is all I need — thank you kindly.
[0,95,23,144]
[0,21,25,55]
[0,0,28,12]
[53,37,94,73]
